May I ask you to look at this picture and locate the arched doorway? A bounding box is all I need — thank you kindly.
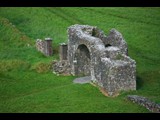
[74,44,91,76]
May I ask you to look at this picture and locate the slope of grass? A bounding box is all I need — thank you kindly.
[0,7,160,113]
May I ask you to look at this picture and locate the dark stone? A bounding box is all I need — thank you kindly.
[59,43,68,61]
[127,95,160,113]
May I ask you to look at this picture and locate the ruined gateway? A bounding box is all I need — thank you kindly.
[54,24,136,96]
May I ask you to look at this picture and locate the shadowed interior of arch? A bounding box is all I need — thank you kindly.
[105,44,112,47]
[74,44,91,76]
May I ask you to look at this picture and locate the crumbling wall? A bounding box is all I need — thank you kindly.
[36,38,53,56]
[67,24,136,96]
[127,95,160,113]
[36,39,45,53]
[52,60,71,75]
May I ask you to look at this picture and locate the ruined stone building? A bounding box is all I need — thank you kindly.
[54,24,136,96]
[36,38,53,56]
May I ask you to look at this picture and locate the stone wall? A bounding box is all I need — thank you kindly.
[52,60,71,75]
[59,43,68,61]
[36,38,53,56]
[127,95,160,113]
[36,39,45,53]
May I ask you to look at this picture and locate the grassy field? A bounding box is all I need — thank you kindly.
[0,7,160,113]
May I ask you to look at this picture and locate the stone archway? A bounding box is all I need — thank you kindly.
[67,24,136,96]
[74,44,91,76]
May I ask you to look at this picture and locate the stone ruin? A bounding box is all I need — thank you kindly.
[36,38,53,56]
[53,24,136,97]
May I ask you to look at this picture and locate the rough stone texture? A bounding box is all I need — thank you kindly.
[67,24,136,96]
[36,38,53,56]
[52,60,71,75]
[36,39,45,53]
[59,43,68,61]
[52,24,136,96]
[73,76,91,84]
[127,95,160,113]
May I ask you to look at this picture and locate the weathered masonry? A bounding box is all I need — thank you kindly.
[54,24,136,96]
[127,95,160,113]
[36,38,53,56]
[59,43,68,61]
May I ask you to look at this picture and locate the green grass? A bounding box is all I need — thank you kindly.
[0,7,160,113]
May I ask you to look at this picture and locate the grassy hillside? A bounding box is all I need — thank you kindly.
[0,7,160,113]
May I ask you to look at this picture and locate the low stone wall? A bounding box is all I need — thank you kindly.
[36,39,45,53]
[127,95,160,113]
[52,60,71,75]
[36,38,53,56]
